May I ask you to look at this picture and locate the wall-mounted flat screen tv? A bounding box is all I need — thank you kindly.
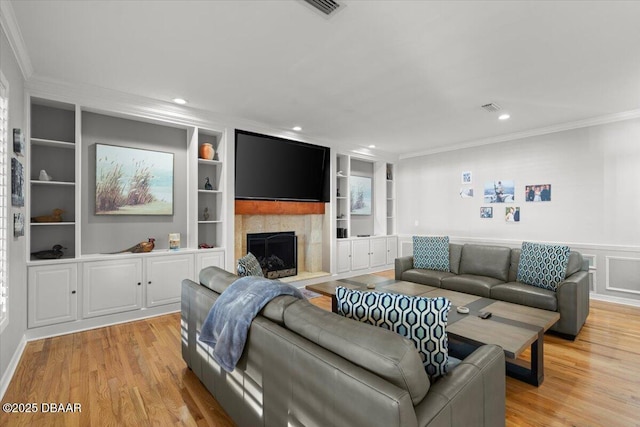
[235,130,330,202]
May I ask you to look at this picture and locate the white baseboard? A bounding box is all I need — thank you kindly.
[589,293,640,308]
[0,334,27,400]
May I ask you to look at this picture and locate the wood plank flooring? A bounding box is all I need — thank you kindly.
[2,270,639,426]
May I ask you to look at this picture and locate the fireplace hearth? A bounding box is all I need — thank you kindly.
[247,231,298,279]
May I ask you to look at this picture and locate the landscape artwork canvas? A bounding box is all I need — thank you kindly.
[11,158,24,207]
[95,143,174,215]
[350,175,372,215]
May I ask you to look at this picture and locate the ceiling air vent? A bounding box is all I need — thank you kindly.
[302,0,343,16]
[481,103,501,112]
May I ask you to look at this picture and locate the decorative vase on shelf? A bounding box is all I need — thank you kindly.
[199,143,215,160]
[204,177,213,190]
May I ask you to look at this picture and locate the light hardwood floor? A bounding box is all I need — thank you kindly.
[2,271,639,426]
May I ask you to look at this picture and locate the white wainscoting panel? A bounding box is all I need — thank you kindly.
[605,256,640,295]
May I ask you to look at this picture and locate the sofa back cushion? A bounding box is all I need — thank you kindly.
[336,287,451,381]
[284,299,431,405]
[517,242,570,291]
[459,244,511,282]
[413,235,450,272]
[449,243,463,274]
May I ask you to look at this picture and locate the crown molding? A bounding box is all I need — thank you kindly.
[0,0,33,79]
[400,109,640,160]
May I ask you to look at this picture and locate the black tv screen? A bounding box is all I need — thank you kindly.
[235,130,330,202]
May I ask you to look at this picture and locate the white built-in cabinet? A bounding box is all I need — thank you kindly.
[25,93,227,333]
[337,236,398,273]
[28,263,78,328]
[83,258,143,318]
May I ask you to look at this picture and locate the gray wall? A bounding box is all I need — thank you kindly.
[0,23,26,390]
[397,117,640,301]
[81,112,188,253]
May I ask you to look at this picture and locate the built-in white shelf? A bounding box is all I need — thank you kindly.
[31,222,75,226]
[31,180,75,187]
[198,220,222,224]
[31,138,75,149]
[198,189,222,194]
[198,159,222,166]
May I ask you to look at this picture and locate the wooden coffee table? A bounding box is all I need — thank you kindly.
[306,274,560,386]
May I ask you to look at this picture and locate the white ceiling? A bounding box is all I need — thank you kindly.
[8,0,640,156]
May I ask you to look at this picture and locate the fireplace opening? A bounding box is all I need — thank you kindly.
[247,231,298,279]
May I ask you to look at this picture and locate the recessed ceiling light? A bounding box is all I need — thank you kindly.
[292,126,302,131]
[368,144,376,148]
[173,98,187,105]
[498,113,511,120]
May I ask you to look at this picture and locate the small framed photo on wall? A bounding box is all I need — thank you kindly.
[461,171,472,184]
[13,128,25,156]
[480,207,493,218]
[13,213,24,237]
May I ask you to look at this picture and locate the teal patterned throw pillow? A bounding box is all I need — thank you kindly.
[336,286,451,380]
[517,242,570,291]
[237,252,264,277]
[413,235,450,272]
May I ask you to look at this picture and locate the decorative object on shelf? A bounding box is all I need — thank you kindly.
[11,158,24,207]
[13,128,25,156]
[31,208,64,223]
[203,207,210,221]
[387,165,393,181]
[199,243,215,249]
[96,144,174,216]
[199,143,215,160]
[350,175,372,215]
[337,188,340,197]
[109,237,156,254]
[31,244,66,260]
[39,169,53,181]
[169,233,181,250]
[204,177,213,190]
[13,213,24,237]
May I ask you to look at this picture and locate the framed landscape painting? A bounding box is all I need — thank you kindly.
[350,175,372,215]
[95,143,174,215]
[11,158,24,207]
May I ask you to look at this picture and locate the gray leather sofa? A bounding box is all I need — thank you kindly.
[396,243,590,339]
[182,266,506,427]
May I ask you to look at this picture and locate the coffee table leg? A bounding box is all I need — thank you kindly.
[332,295,338,313]
[506,330,544,386]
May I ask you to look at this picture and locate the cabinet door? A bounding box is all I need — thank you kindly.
[370,237,387,268]
[351,239,371,271]
[28,264,77,328]
[195,250,225,274]
[146,254,194,308]
[336,240,352,273]
[386,236,398,265]
[83,259,142,318]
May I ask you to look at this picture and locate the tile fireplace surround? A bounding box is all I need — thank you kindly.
[235,214,324,276]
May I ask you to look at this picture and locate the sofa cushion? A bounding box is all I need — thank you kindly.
[517,242,570,291]
[566,251,584,277]
[491,282,558,311]
[199,265,237,293]
[449,243,463,274]
[237,252,264,277]
[402,269,453,287]
[284,299,431,405]
[413,235,450,272]
[441,274,504,298]
[459,244,511,282]
[335,286,452,380]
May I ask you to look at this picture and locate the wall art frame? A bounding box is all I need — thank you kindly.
[95,143,174,215]
[350,175,372,215]
[11,157,24,207]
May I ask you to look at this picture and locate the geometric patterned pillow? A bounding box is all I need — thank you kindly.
[413,235,450,272]
[237,252,264,277]
[517,241,570,291]
[336,286,451,380]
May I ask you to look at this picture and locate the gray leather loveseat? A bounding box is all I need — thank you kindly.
[182,266,506,427]
[396,243,590,339]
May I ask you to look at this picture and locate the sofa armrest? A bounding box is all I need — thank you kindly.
[395,256,414,280]
[552,270,590,338]
[414,344,505,427]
